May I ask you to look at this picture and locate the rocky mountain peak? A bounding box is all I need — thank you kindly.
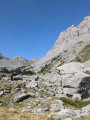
[11,56,28,61]
[47,16,90,56]
[77,16,90,34]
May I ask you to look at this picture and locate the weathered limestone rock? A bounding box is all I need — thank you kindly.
[14,92,35,103]
[57,62,90,99]
[13,75,23,80]
[81,104,90,116]
[26,81,38,89]
[0,91,4,96]
[53,109,81,119]
[72,94,81,100]
[50,100,64,112]
[0,103,3,106]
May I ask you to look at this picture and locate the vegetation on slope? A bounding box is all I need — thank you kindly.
[85,71,90,75]
[38,54,65,74]
[75,44,90,62]
[0,67,35,77]
[60,97,90,108]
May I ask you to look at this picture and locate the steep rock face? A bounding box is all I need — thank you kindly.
[47,16,90,56]
[31,16,90,72]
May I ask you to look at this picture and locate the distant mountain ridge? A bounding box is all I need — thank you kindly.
[0,53,32,69]
[0,53,9,60]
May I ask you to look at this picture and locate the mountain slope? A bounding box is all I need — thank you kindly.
[30,16,90,72]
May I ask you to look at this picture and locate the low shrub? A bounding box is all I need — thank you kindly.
[35,77,39,81]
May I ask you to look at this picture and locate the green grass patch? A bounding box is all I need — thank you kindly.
[38,54,64,74]
[59,97,90,108]
[75,44,90,62]
[77,41,84,45]
[58,61,64,67]
[85,71,90,75]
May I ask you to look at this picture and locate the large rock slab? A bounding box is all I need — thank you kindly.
[81,104,90,116]
[14,92,35,103]
[57,62,90,99]
[53,109,81,119]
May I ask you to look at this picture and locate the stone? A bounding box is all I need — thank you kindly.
[64,118,72,120]
[53,109,81,119]
[50,100,64,112]
[57,62,90,99]
[72,94,81,100]
[32,108,45,115]
[43,108,50,112]
[1,77,11,80]
[14,92,35,103]
[81,104,90,115]
[0,103,3,106]
[13,75,22,80]
[0,91,4,96]
[26,81,38,89]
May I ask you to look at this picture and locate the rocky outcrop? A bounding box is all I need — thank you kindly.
[49,104,90,119]
[14,92,35,103]
[81,104,90,116]
[53,109,81,119]
[50,100,64,112]
[57,62,90,99]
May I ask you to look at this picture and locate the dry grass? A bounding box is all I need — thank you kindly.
[0,107,48,120]
[73,116,90,120]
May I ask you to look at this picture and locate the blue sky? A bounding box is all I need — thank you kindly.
[0,0,90,60]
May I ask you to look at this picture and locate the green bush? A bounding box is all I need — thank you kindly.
[75,56,81,62]
[60,97,90,108]
[21,69,34,75]
[48,118,61,120]
[1,68,10,73]
[85,71,90,75]
[35,77,39,81]
[75,44,90,63]
[84,44,90,49]
[1,67,35,76]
